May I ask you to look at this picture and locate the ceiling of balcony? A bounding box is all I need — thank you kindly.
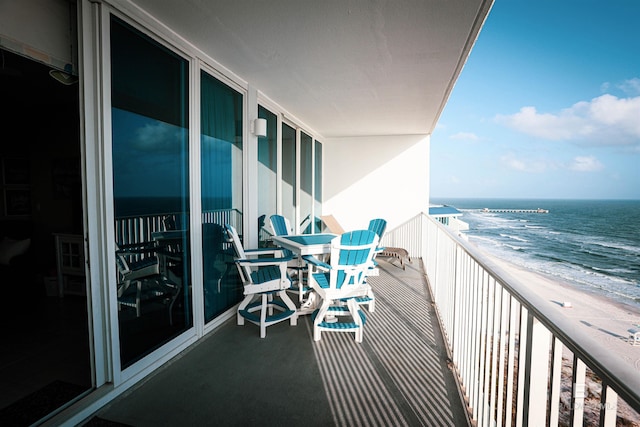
[133,0,493,138]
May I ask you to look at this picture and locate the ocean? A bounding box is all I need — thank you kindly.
[431,198,640,309]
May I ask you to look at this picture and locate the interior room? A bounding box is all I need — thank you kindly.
[0,47,92,421]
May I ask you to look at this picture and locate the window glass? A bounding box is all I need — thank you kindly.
[314,140,323,232]
[257,105,277,246]
[300,132,313,233]
[201,70,244,322]
[111,16,191,368]
[281,123,296,230]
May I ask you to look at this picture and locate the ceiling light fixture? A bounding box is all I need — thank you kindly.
[49,63,78,85]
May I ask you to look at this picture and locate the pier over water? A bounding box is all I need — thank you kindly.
[480,207,549,214]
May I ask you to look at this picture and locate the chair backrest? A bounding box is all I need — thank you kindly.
[115,243,131,276]
[367,218,387,242]
[300,214,322,234]
[320,214,346,234]
[224,224,253,284]
[326,230,379,291]
[269,214,291,236]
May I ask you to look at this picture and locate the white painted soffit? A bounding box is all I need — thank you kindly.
[122,0,493,138]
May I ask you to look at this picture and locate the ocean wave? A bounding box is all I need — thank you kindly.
[450,198,640,308]
[587,240,640,255]
[499,233,528,242]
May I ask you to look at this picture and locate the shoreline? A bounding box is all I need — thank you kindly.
[466,235,640,315]
[480,248,640,372]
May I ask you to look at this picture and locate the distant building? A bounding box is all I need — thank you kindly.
[429,205,469,235]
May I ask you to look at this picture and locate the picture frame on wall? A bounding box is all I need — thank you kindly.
[2,158,31,217]
[2,158,30,185]
[4,188,31,216]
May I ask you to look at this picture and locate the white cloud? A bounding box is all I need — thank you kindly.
[500,153,550,173]
[568,155,603,172]
[134,122,182,152]
[618,78,640,95]
[500,152,604,173]
[495,93,640,146]
[450,132,480,141]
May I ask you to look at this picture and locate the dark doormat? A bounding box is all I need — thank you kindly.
[0,380,88,426]
[82,416,134,426]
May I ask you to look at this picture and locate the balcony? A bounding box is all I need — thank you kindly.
[88,213,640,426]
[87,255,470,425]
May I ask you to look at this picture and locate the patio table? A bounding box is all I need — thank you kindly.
[270,233,336,256]
[270,233,337,314]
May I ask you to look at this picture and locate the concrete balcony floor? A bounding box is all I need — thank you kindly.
[89,258,469,426]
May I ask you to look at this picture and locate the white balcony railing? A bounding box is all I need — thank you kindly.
[383,212,640,427]
[115,209,242,248]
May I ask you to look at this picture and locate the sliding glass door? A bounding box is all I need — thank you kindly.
[201,71,244,322]
[300,131,313,233]
[257,105,278,247]
[314,140,323,230]
[111,16,192,368]
[282,123,297,231]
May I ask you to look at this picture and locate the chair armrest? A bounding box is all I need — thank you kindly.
[117,242,158,256]
[244,248,284,257]
[303,255,331,271]
[236,255,293,267]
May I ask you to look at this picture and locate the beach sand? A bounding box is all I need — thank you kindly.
[489,255,640,372]
[458,242,640,423]
[487,255,640,423]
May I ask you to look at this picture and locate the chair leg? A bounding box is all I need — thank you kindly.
[260,294,268,338]
[313,301,331,341]
[237,294,256,326]
[135,281,142,317]
[348,299,363,343]
[367,290,375,313]
[277,290,298,326]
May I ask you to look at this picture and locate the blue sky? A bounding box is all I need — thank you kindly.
[431,0,640,200]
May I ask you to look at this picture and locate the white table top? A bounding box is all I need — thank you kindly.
[270,233,337,256]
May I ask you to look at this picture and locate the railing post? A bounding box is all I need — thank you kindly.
[522,313,551,427]
[571,357,587,426]
[548,337,563,426]
[601,384,618,427]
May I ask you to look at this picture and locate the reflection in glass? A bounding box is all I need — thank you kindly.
[282,123,297,230]
[111,16,191,368]
[257,106,278,247]
[300,132,313,233]
[314,140,323,231]
[201,71,244,322]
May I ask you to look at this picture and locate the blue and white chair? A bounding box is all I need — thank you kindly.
[225,224,298,338]
[269,214,312,305]
[306,230,379,343]
[116,242,181,325]
[352,218,387,312]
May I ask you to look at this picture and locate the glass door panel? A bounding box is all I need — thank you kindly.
[201,70,244,322]
[281,123,296,230]
[257,105,277,247]
[300,132,313,233]
[111,16,192,368]
[314,140,323,232]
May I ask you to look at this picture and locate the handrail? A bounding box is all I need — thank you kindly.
[384,211,640,426]
[115,209,243,246]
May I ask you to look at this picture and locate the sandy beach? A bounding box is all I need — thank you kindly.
[487,254,640,372]
[488,256,640,423]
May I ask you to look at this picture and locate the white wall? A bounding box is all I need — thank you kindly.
[0,0,76,71]
[322,134,430,232]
